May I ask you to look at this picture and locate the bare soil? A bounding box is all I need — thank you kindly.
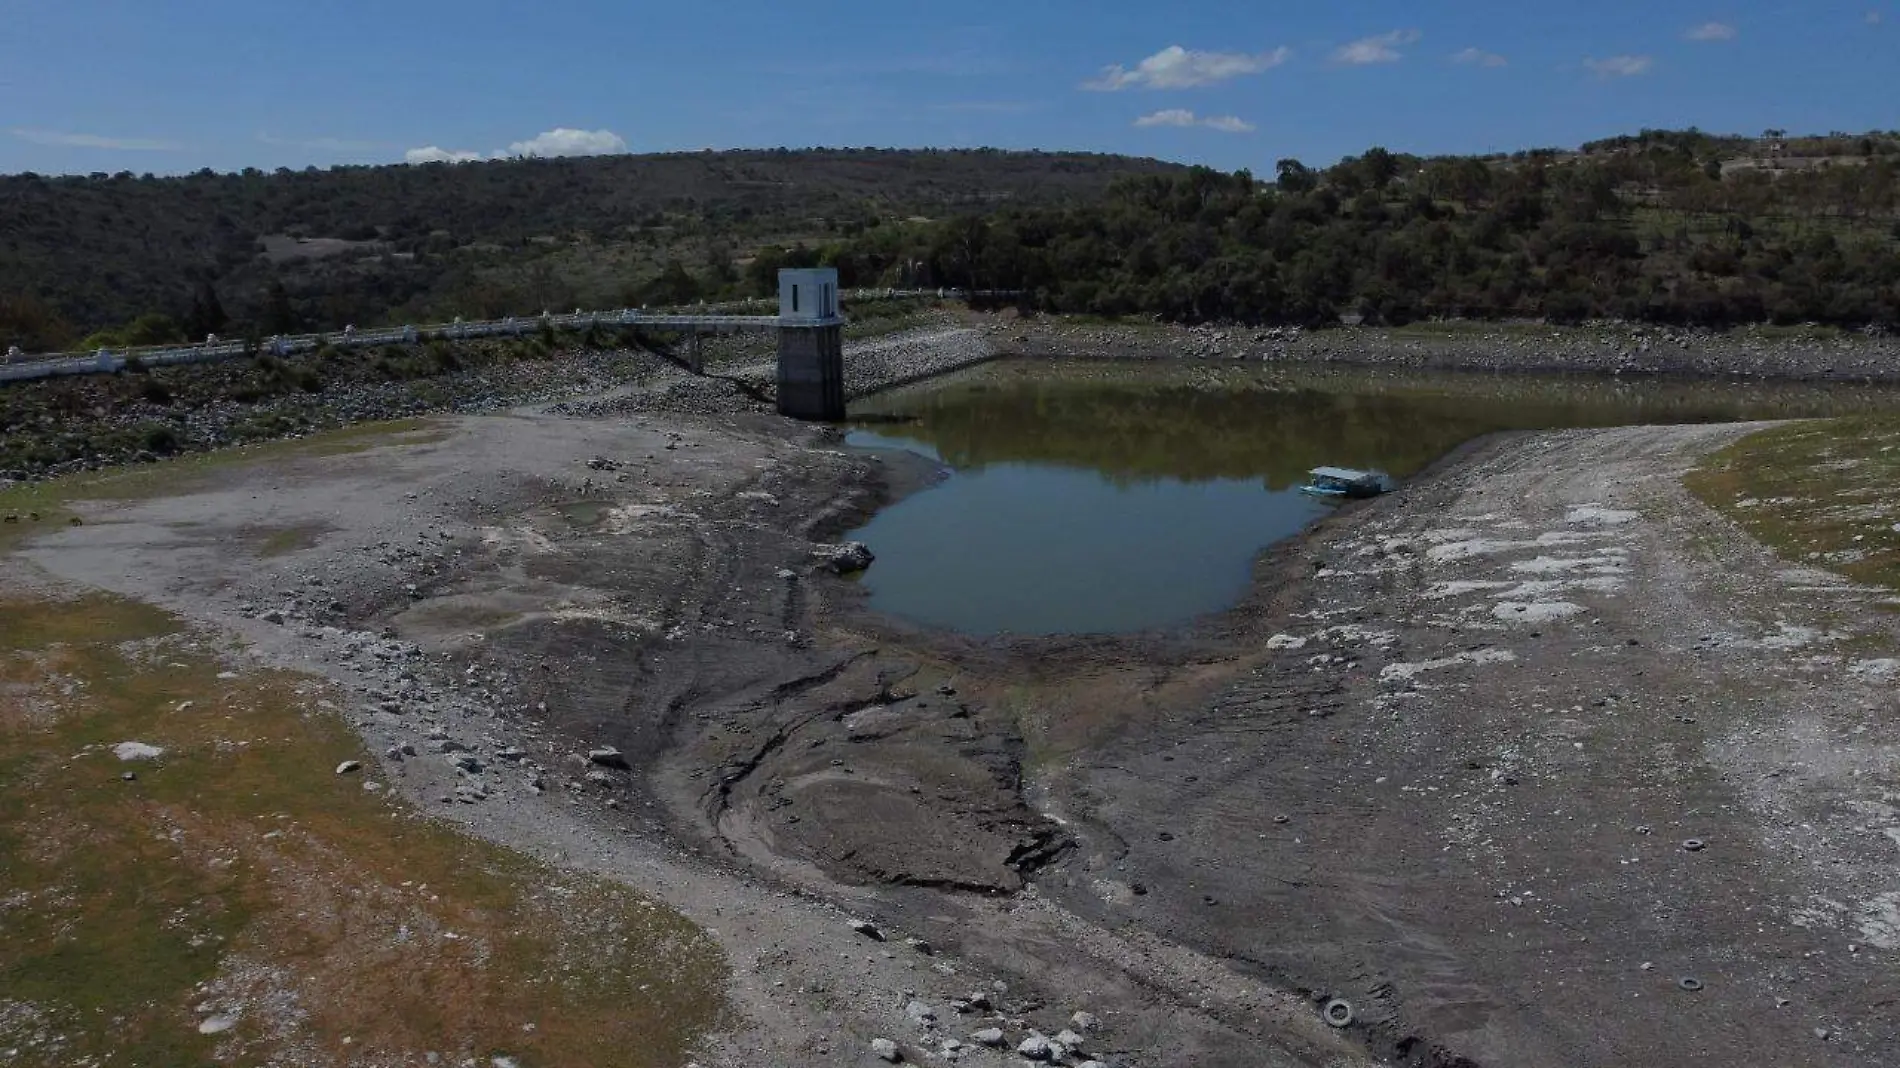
[5,353,1896,1067]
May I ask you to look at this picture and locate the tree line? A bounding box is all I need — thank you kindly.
[814,130,1900,328]
[5,131,1898,351]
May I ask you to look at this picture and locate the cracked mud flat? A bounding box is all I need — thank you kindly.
[9,353,1899,1066]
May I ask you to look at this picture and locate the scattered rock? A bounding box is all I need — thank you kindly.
[197,1014,237,1035]
[1017,1035,1054,1060]
[848,918,885,941]
[906,999,938,1025]
[335,760,363,775]
[113,741,165,762]
[586,746,630,769]
[970,1027,1005,1048]
[870,1037,901,1062]
[814,541,875,574]
[1069,1010,1099,1032]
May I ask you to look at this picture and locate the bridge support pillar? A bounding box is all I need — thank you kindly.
[776,323,845,421]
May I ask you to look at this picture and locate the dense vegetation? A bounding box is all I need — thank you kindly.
[0,148,1182,351]
[828,130,1900,328]
[5,130,1899,352]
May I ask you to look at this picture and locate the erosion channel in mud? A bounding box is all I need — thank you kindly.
[846,359,1900,635]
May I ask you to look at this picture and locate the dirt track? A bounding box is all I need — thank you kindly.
[7,354,1898,1066]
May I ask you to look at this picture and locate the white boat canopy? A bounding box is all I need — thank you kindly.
[1308,467,1379,482]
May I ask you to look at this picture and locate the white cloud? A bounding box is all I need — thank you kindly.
[1133,109,1255,133]
[1869,9,1884,24]
[1451,47,1508,67]
[259,133,381,153]
[503,127,628,158]
[929,101,1036,113]
[404,127,629,166]
[1084,45,1290,90]
[1333,29,1422,65]
[405,145,483,164]
[1584,54,1655,78]
[1685,21,1738,41]
[8,127,181,151]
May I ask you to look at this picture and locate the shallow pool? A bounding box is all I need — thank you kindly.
[845,360,1900,636]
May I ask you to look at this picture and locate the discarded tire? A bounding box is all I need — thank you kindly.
[1682,838,1706,852]
[1322,999,1355,1027]
[1678,977,1705,992]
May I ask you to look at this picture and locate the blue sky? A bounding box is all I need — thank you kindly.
[2,0,1894,175]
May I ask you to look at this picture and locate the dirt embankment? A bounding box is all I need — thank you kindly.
[6,341,1897,1067]
[988,319,1900,381]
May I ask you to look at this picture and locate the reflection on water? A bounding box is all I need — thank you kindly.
[845,360,1900,636]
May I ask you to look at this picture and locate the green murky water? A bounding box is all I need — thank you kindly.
[845,360,1900,636]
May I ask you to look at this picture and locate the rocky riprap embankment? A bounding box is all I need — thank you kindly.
[567,325,1000,420]
[718,325,999,398]
[841,326,998,397]
[994,321,1900,381]
[0,345,667,483]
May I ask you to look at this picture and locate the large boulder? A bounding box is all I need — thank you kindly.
[813,541,875,574]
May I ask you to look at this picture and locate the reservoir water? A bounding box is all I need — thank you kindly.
[846,360,1900,636]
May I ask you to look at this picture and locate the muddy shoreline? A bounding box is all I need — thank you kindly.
[5,334,1897,1066]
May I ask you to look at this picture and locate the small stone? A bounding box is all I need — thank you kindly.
[847,919,885,941]
[905,936,934,956]
[1813,1028,1831,1041]
[870,1037,901,1062]
[120,771,137,782]
[906,999,937,1025]
[586,746,630,769]
[970,1027,1005,1048]
[1070,1010,1099,1032]
[261,609,285,625]
[335,760,363,775]
[197,1014,237,1035]
[1055,1029,1085,1050]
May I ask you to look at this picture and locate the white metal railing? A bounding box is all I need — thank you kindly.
[0,288,1020,384]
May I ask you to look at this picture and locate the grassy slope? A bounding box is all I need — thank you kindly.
[1685,416,1900,595]
[0,429,727,1067]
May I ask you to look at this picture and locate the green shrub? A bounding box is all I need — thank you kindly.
[136,422,180,454]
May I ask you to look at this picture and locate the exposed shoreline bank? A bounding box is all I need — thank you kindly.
[984,317,1900,381]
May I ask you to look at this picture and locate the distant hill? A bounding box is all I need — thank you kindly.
[0,148,1187,349]
[828,128,1900,329]
[6,130,1899,352]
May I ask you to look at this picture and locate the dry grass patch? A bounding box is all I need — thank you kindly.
[1686,416,1900,595]
[0,594,725,1067]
